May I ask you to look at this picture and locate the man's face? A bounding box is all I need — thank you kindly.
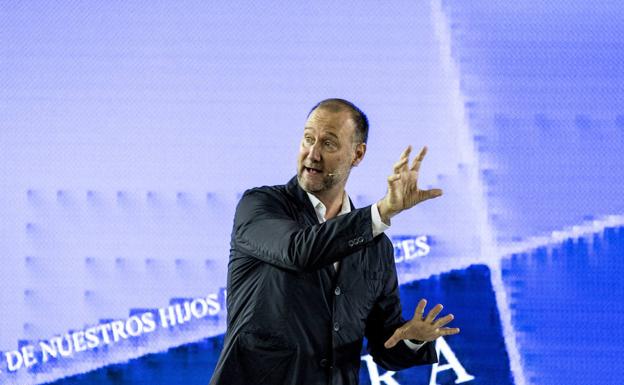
[297,108,364,194]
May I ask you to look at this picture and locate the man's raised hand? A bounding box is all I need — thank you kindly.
[384,299,460,349]
[377,145,443,224]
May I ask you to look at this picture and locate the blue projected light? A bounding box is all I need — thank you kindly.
[1,1,623,384]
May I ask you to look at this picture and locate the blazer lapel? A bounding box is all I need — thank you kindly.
[285,176,320,227]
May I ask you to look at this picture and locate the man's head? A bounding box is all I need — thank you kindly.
[297,98,368,196]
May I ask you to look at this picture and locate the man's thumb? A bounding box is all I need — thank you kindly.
[421,188,443,202]
[384,333,399,349]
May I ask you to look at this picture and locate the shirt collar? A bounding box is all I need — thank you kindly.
[306,190,351,223]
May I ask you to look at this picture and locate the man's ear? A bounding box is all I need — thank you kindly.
[352,143,367,167]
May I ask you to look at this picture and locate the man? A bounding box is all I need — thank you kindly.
[210,99,459,385]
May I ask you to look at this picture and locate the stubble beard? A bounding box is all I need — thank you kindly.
[298,172,334,193]
[297,164,351,195]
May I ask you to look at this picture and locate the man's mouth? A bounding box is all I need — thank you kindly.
[304,166,322,175]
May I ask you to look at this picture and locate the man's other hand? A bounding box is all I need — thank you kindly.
[384,299,460,349]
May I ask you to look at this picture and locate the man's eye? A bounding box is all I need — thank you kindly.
[324,140,336,148]
[304,137,314,144]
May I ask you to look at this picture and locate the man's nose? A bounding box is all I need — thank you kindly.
[307,142,322,162]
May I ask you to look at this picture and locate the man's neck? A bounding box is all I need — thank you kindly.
[312,188,345,220]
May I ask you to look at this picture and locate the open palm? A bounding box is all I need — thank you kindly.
[384,299,459,348]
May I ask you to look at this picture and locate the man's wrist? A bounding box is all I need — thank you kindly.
[376,199,396,225]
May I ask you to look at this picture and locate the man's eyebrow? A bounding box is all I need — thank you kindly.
[304,127,339,139]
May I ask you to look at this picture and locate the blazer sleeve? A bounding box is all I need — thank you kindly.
[232,189,375,272]
[364,239,438,371]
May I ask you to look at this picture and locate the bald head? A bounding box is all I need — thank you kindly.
[307,98,369,144]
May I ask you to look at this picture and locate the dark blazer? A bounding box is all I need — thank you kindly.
[209,176,437,385]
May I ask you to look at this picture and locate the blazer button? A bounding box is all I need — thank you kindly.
[334,286,341,296]
[358,236,364,243]
[348,240,354,247]
[320,358,329,368]
[333,322,340,332]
